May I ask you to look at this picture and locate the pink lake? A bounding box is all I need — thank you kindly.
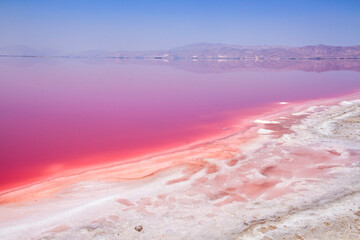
[0,58,360,191]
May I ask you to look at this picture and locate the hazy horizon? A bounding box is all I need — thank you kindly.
[1,0,359,53]
[1,42,360,56]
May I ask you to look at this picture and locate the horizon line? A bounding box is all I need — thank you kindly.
[1,42,360,54]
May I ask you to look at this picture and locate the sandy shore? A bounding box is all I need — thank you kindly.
[0,93,360,240]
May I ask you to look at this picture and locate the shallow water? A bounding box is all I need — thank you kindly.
[0,58,360,191]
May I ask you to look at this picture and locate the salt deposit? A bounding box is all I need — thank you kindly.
[0,94,360,240]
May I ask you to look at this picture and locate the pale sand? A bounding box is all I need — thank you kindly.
[0,93,360,240]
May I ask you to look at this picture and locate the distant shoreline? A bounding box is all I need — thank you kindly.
[1,54,360,60]
[1,54,359,73]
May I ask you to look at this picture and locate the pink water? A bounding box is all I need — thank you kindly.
[0,59,359,191]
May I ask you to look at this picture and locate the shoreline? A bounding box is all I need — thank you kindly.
[0,93,345,202]
[0,97,303,200]
[1,89,358,200]
[0,91,360,239]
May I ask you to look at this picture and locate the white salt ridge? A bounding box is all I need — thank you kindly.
[291,105,319,116]
[257,128,274,134]
[254,119,280,124]
[339,100,354,106]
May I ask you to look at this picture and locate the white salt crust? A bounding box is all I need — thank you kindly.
[0,97,359,240]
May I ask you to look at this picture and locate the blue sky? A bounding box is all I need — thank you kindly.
[0,0,359,52]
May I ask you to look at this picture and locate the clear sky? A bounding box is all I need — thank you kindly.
[0,0,359,52]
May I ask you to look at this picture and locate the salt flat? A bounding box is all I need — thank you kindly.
[0,93,360,240]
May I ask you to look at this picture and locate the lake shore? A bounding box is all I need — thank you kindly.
[0,91,360,240]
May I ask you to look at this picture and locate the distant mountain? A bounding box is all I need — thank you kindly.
[76,50,111,57]
[114,43,360,59]
[1,43,360,73]
[1,43,359,59]
[0,45,39,56]
[87,43,360,59]
[0,45,64,56]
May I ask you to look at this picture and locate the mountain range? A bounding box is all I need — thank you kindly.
[1,43,360,59]
[1,43,360,73]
